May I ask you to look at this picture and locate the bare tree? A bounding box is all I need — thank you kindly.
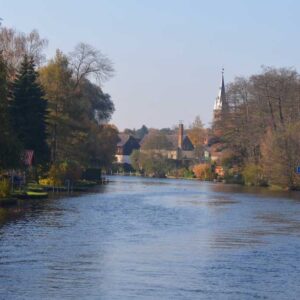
[25,29,48,66]
[69,43,114,87]
[0,27,48,78]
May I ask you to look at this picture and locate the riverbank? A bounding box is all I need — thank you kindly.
[0,178,110,209]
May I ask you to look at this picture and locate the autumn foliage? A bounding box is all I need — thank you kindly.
[193,164,213,180]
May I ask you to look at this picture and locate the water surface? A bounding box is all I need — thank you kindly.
[1,176,300,299]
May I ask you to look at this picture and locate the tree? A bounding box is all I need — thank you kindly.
[141,132,173,150]
[80,79,115,123]
[11,55,48,164]
[69,43,114,87]
[187,116,206,159]
[84,124,119,168]
[215,67,300,188]
[39,49,117,168]
[261,125,300,189]
[0,27,48,79]
[135,125,148,140]
[39,50,74,162]
[0,53,20,169]
[130,150,175,177]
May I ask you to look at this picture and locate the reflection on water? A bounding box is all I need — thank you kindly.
[1,176,300,299]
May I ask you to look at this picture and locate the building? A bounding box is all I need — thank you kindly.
[140,123,195,160]
[213,68,228,119]
[177,123,195,159]
[206,69,229,165]
[116,133,140,164]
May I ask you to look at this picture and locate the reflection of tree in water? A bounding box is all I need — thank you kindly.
[0,185,109,227]
[0,206,25,227]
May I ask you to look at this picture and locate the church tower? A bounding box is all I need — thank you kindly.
[213,69,227,121]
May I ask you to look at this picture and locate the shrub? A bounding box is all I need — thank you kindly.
[183,168,195,178]
[193,164,213,180]
[47,161,82,185]
[242,163,266,186]
[0,179,10,198]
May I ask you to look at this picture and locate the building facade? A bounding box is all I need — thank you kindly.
[116,133,140,164]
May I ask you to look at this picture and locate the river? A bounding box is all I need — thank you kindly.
[0,176,300,299]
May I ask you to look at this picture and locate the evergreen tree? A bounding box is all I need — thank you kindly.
[11,55,48,164]
[0,53,20,169]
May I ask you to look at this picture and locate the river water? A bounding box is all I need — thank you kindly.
[1,176,300,299]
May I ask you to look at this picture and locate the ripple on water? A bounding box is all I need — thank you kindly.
[0,176,300,299]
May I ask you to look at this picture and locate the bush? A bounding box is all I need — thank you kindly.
[131,150,176,178]
[0,179,10,198]
[242,163,266,186]
[193,164,213,180]
[47,161,82,185]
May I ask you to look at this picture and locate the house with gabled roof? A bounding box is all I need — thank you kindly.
[116,133,140,164]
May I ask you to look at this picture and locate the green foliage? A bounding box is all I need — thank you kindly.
[48,161,82,185]
[130,150,141,171]
[169,167,195,178]
[0,179,10,198]
[135,125,148,140]
[0,26,117,175]
[242,163,265,186]
[39,50,117,168]
[183,168,195,178]
[261,124,300,189]
[11,55,49,164]
[130,150,176,177]
[0,54,21,169]
[84,124,119,168]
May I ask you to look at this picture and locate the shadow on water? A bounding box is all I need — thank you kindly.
[0,184,109,228]
[210,182,300,202]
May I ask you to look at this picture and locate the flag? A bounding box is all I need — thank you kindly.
[23,150,34,166]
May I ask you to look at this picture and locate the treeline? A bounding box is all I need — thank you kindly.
[0,25,118,183]
[217,67,300,189]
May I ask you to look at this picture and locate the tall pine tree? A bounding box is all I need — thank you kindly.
[11,55,48,164]
[0,53,20,169]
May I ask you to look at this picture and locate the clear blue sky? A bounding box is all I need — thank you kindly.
[1,0,300,130]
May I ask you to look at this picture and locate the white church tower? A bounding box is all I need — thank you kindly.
[213,69,228,121]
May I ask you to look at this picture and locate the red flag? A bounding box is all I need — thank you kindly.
[23,150,34,166]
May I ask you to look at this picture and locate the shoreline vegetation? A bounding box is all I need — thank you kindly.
[0,178,109,208]
[0,24,118,205]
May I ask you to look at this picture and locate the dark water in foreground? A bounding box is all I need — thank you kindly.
[1,176,300,299]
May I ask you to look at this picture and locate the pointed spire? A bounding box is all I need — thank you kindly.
[214,68,226,111]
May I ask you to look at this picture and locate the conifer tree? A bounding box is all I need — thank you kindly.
[11,55,48,164]
[0,53,20,169]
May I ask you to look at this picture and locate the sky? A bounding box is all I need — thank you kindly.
[1,0,300,130]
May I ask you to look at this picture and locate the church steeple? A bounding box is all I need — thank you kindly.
[214,68,226,111]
